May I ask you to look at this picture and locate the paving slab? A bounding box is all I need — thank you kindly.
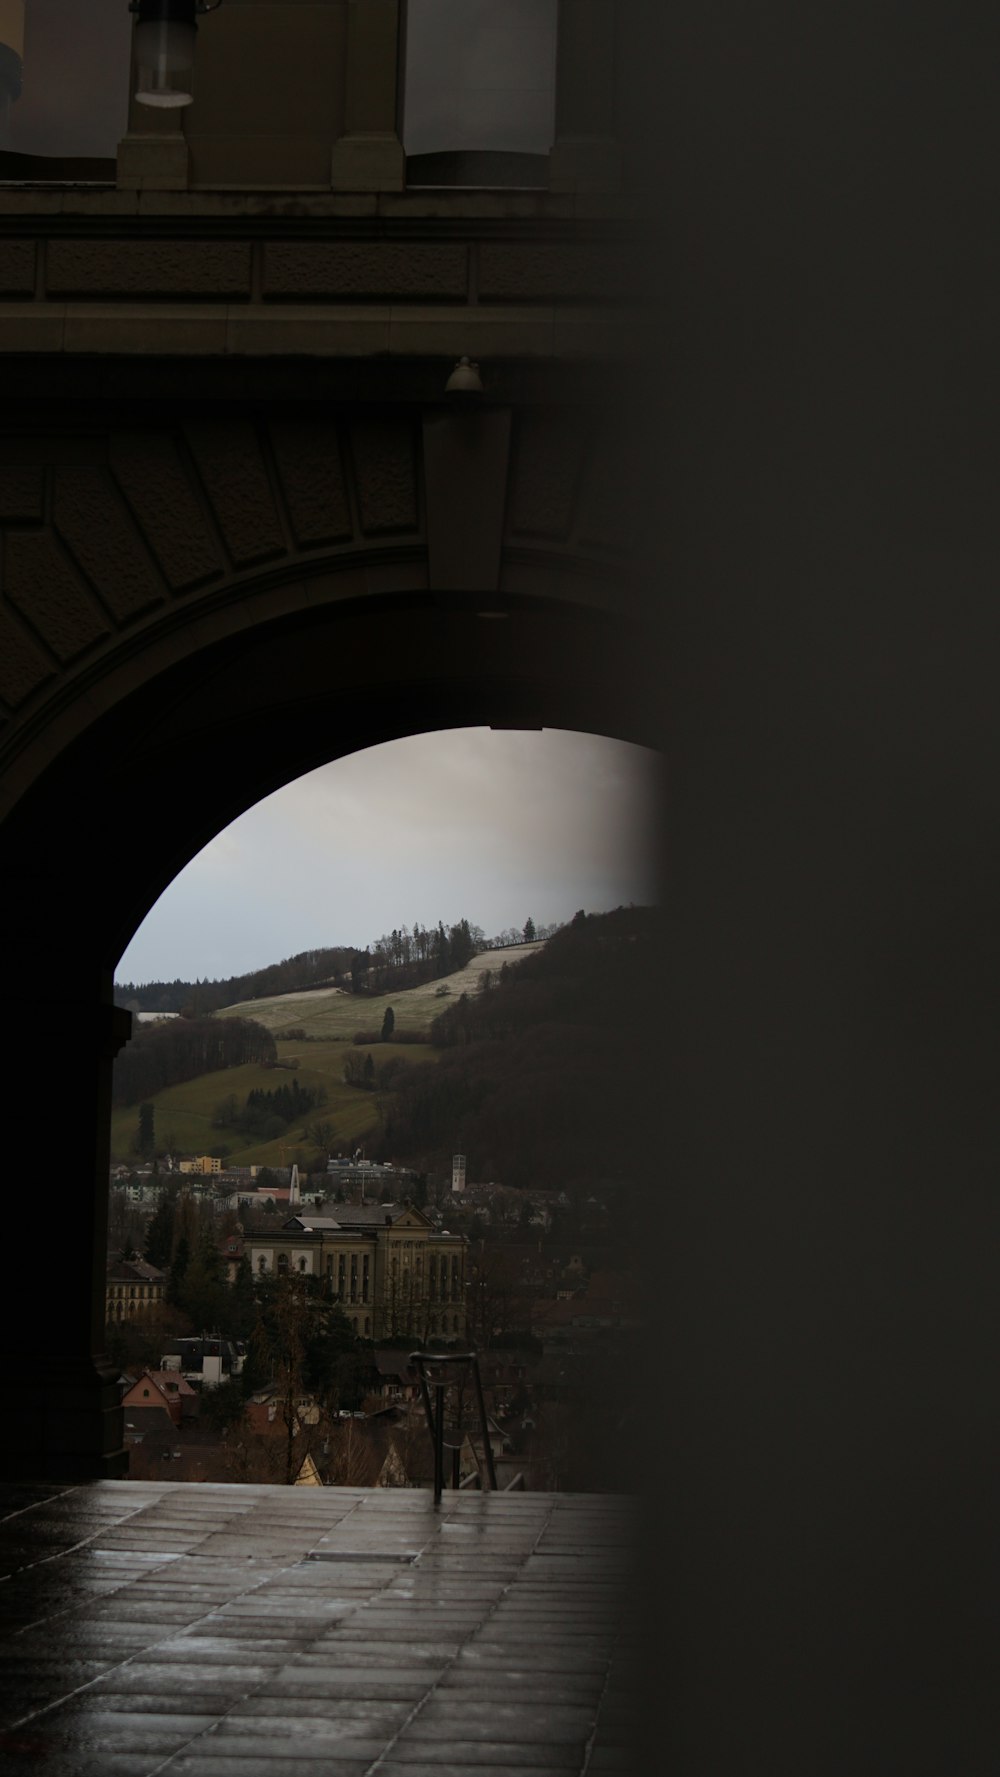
[0,1481,636,1775]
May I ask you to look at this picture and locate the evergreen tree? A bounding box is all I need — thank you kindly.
[143,1193,175,1269]
[137,1101,155,1156]
[182,1228,228,1331]
[199,1376,247,1432]
[523,916,537,942]
[230,1254,256,1342]
[242,1304,274,1396]
[381,1006,395,1042]
[166,1235,190,1308]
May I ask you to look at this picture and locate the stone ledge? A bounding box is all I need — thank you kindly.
[0,187,631,224]
[0,301,638,360]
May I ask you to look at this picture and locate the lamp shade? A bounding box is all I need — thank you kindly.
[133,2,197,109]
[445,357,484,395]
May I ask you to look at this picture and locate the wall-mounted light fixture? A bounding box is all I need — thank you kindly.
[445,357,484,396]
[129,0,221,110]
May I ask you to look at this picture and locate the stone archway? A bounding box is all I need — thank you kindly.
[0,398,661,1478]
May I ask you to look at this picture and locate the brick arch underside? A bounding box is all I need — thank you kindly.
[0,404,658,981]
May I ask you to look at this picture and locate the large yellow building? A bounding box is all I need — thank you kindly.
[245,1204,467,1343]
[105,1256,166,1324]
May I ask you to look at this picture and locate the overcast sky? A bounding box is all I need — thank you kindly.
[115,729,661,985]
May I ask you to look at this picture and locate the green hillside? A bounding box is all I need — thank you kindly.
[213,944,542,1040]
[110,940,548,1169]
[109,1037,435,1168]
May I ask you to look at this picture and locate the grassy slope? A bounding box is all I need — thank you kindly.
[109,948,540,1166]
[110,1042,372,1167]
[213,944,542,1039]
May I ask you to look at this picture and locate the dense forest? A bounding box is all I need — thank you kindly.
[371,906,660,1191]
[115,947,355,1017]
[112,1017,276,1107]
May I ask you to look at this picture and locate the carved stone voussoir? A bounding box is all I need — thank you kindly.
[270,421,354,548]
[185,420,288,568]
[0,467,44,522]
[349,417,418,535]
[4,532,110,664]
[0,608,54,709]
[110,433,225,592]
[54,467,165,624]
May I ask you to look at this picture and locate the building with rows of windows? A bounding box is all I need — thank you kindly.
[245,1203,467,1343]
[105,1256,166,1323]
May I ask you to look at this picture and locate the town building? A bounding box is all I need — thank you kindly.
[121,1369,196,1430]
[244,1203,467,1342]
[105,1256,166,1323]
[325,1157,412,1199]
[160,1338,244,1388]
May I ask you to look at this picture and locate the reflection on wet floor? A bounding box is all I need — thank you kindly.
[0,1480,637,1775]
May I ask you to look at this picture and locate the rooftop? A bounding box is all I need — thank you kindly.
[0,1480,636,1775]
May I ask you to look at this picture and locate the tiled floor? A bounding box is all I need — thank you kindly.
[0,1481,637,1775]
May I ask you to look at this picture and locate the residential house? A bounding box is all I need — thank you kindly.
[160,1337,244,1387]
[121,1369,197,1429]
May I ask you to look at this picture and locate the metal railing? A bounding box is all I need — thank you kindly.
[410,1348,498,1505]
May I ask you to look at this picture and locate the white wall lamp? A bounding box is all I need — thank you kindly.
[445,356,484,396]
[130,0,221,110]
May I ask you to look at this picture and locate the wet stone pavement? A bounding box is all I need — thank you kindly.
[0,1481,637,1776]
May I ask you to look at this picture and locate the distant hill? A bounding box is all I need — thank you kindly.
[108,946,543,1169]
[214,944,545,1041]
[110,910,658,1185]
[115,947,355,1018]
[373,906,660,1191]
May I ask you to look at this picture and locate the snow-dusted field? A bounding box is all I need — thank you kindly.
[217,943,543,1039]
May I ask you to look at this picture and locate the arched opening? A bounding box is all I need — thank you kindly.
[0,583,664,1480]
[108,716,658,1480]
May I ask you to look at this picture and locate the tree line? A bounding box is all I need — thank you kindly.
[212,1079,327,1142]
[114,917,558,1014]
[113,1016,276,1107]
[115,946,355,1017]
